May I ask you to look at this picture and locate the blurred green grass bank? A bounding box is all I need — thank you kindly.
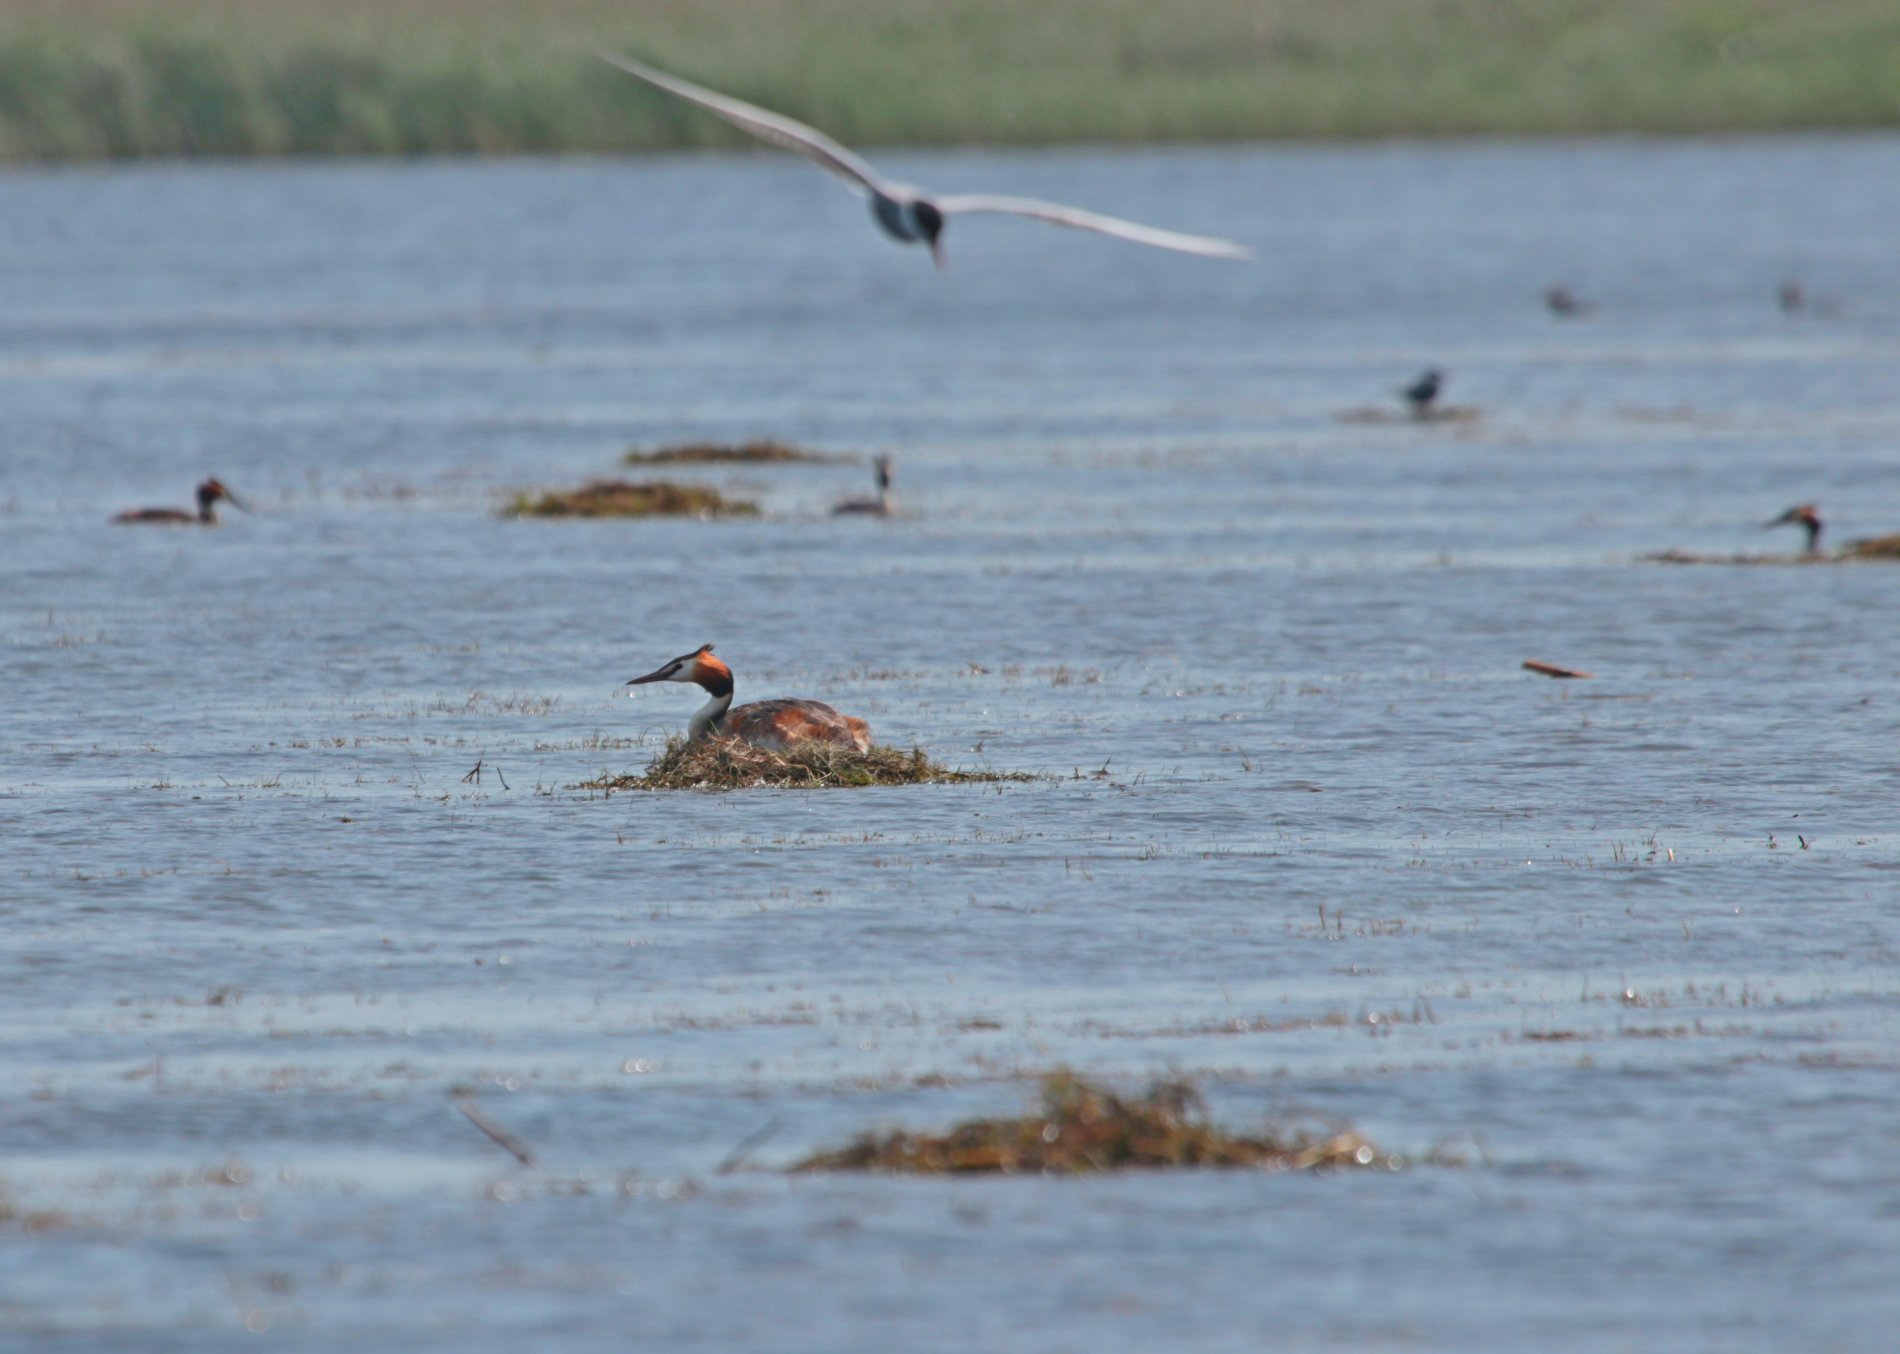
[4,0,1898,161]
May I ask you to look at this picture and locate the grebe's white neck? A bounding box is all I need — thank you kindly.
[688,688,733,741]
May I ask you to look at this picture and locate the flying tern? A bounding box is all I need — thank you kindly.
[600,51,1251,267]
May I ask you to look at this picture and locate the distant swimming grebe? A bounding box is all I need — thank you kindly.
[833,455,895,517]
[1401,369,1443,419]
[113,478,246,526]
[1544,285,1591,317]
[627,644,872,751]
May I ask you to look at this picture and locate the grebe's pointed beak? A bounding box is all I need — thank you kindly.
[627,662,676,686]
[223,489,251,512]
[929,239,947,270]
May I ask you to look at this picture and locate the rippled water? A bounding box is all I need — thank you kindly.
[4,135,1900,1351]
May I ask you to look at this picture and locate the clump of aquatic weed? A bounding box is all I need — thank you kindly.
[622,440,842,465]
[1645,542,1900,565]
[503,480,758,518]
[578,736,1035,792]
[1843,533,1900,560]
[794,1072,1391,1175]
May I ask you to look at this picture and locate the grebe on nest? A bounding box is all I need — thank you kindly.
[627,644,871,751]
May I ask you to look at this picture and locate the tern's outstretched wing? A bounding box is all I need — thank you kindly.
[932,194,1250,260]
[599,51,892,199]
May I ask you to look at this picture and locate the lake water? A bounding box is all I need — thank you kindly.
[3,134,1899,1351]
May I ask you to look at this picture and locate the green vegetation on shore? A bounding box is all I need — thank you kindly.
[3,0,1898,162]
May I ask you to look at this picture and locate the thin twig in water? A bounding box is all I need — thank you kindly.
[455,1094,535,1166]
[716,1117,785,1174]
[462,759,509,790]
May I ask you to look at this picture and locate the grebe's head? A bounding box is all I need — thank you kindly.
[627,643,730,691]
[198,478,246,510]
[872,454,893,490]
[912,200,946,269]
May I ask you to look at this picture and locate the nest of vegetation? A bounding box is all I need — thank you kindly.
[1844,534,1900,559]
[1647,537,1900,565]
[622,439,842,465]
[504,480,758,518]
[794,1073,1390,1175]
[578,736,1034,791]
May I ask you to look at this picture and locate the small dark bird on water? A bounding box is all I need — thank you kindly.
[833,454,895,517]
[1777,280,1806,313]
[112,478,247,526]
[1544,285,1591,317]
[1401,369,1443,419]
[1766,503,1823,554]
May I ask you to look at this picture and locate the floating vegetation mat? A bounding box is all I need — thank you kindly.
[1844,534,1900,560]
[578,736,1036,791]
[1644,547,1900,566]
[794,1073,1392,1175]
[504,480,758,518]
[622,440,842,465]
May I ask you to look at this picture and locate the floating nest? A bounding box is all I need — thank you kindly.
[1844,534,1900,560]
[503,480,758,519]
[622,440,842,465]
[578,736,1034,791]
[1645,543,1900,565]
[794,1073,1390,1175]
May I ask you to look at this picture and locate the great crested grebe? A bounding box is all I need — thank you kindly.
[627,644,872,751]
[598,52,1249,267]
[112,478,247,526]
[1401,368,1443,419]
[833,455,895,517]
[1767,503,1823,554]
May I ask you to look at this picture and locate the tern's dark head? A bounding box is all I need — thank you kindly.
[912,200,946,268]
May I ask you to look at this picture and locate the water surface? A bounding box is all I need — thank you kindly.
[3,136,1900,1351]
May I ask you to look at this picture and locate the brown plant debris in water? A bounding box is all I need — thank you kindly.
[577,736,1035,791]
[503,480,758,518]
[1523,659,1592,679]
[1644,546,1900,566]
[793,1073,1391,1175]
[622,440,842,465]
[1843,533,1900,559]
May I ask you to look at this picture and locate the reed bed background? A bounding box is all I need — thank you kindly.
[2,0,1897,161]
